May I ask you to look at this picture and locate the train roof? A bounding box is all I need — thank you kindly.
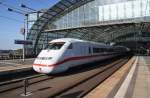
[50,38,109,47]
[50,38,85,43]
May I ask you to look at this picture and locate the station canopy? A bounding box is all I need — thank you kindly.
[26,0,150,54]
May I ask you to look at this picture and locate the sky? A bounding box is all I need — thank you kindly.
[0,0,60,50]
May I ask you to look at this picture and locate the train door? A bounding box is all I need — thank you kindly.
[88,44,92,55]
[80,44,86,55]
[67,43,74,57]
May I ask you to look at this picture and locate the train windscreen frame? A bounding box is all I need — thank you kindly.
[45,42,65,50]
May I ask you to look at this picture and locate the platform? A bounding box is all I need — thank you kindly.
[114,56,150,98]
[0,59,34,75]
[131,56,150,98]
[85,56,150,98]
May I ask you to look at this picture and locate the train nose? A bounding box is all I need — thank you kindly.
[33,64,54,74]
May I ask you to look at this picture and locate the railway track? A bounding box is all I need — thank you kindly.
[54,58,129,98]
[49,57,129,98]
[0,56,130,98]
[0,74,54,93]
[0,70,37,83]
[0,58,34,82]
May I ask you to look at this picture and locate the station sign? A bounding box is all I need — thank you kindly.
[14,40,32,45]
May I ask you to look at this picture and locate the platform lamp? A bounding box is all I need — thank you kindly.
[8,8,28,61]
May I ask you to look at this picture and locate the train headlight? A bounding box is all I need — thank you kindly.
[37,57,52,60]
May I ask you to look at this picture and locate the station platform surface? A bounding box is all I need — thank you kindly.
[85,56,150,98]
[125,56,150,98]
[0,59,34,75]
[114,56,150,98]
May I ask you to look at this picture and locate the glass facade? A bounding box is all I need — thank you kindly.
[28,12,44,30]
[46,0,149,30]
[26,0,150,55]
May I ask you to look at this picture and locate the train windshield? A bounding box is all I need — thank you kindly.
[45,42,65,50]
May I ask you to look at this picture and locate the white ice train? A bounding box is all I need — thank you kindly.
[33,38,128,74]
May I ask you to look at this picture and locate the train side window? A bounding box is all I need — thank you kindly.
[89,47,91,54]
[93,48,99,53]
[68,43,73,49]
[93,48,105,53]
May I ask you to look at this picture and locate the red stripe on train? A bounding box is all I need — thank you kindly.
[33,54,110,67]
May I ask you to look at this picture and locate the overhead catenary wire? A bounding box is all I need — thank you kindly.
[0,15,23,23]
[0,1,28,13]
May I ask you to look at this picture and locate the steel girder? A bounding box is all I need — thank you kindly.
[44,22,150,44]
[114,23,150,42]
[27,0,94,54]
